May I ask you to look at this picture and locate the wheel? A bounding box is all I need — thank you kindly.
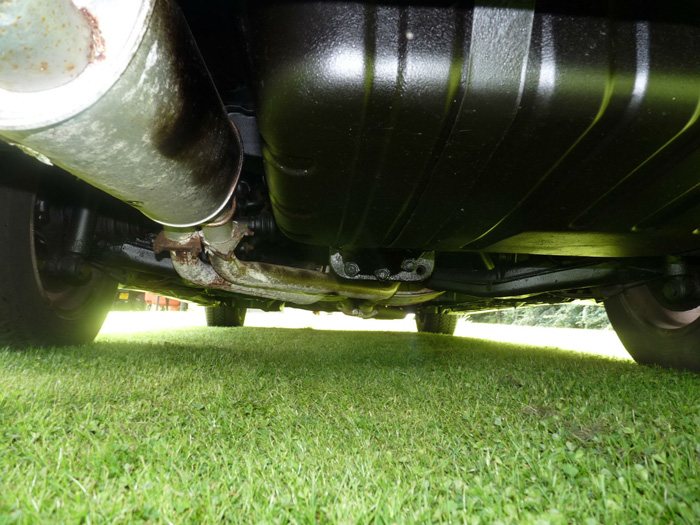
[415,312,458,335]
[604,283,700,370]
[0,158,118,348]
[205,305,247,327]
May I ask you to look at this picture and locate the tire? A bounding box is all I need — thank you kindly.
[415,312,458,335]
[0,162,118,348]
[205,305,247,327]
[604,283,700,371]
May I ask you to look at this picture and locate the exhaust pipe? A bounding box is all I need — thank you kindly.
[0,0,242,227]
[159,225,401,306]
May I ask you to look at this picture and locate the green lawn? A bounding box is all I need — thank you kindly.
[1,327,699,523]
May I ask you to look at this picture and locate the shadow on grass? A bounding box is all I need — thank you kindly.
[89,326,629,368]
[6,326,689,405]
[5,327,697,416]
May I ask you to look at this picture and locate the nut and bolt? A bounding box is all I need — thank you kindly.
[401,259,416,272]
[375,268,391,281]
[344,262,360,277]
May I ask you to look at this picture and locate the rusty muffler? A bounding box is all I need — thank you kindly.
[0,0,242,227]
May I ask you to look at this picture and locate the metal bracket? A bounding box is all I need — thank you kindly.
[153,230,202,257]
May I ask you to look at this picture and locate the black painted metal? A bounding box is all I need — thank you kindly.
[428,258,660,298]
[99,243,177,276]
[249,1,700,257]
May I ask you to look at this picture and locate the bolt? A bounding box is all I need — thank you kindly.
[663,277,689,301]
[344,262,360,277]
[375,268,391,281]
[401,259,416,272]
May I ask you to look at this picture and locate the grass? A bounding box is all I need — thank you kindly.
[1,325,699,523]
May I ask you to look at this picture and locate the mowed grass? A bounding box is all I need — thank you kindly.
[1,326,699,523]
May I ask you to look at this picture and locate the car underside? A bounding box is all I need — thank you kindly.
[2,0,700,369]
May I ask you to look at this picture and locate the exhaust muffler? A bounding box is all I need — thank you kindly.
[0,0,413,307]
[0,0,242,227]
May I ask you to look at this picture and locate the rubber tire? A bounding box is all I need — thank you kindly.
[205,305,247,327]
[415,312,458,335]
[0,165,118,348]
[604,284,700,371]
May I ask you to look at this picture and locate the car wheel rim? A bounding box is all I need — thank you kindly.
[623,285,700,331]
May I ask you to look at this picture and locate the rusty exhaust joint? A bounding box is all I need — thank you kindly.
[163,223,400,306]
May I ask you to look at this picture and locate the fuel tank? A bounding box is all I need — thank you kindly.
[249,1,700,257]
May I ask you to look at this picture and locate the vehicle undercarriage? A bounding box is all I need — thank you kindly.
[2,0,700,370]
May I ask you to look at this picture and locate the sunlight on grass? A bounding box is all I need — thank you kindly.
[99,308,631,360]
[456,323,631,361]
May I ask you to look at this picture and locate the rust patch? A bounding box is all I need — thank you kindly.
[171,251,192,266]
[153,231,202,256]
[80,8,106,62]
